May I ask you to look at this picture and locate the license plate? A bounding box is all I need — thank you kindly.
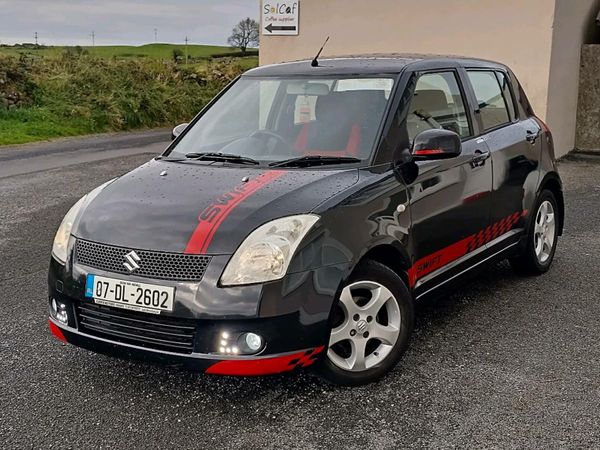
[85,274,174,314]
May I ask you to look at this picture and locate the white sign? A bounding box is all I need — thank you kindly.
[262,1,299,35]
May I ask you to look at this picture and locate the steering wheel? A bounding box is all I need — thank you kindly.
[250,130,290,151]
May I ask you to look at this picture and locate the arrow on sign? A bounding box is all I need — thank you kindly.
[265,23,297,33]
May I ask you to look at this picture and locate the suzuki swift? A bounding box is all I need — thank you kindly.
[48,55,564,386]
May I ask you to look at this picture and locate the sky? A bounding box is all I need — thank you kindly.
[0,0,259,46]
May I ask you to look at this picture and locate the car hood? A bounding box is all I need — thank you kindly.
[74,159,358,254]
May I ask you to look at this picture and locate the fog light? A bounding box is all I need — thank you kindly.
[216,331,264,355]
[218,331,237,355]
[51,298,68,325]
[243,333,263,352]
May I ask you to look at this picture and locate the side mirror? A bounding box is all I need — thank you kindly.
[392,148,419,185]
[171,123,189,141]
[411,129,461,160]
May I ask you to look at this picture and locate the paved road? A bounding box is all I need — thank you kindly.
[1,136,599,449]
[0,128,170,178]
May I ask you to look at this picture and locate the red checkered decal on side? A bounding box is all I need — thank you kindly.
[408,210,528,287]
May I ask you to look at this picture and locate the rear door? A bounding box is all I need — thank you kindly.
[403,70,493,295]
[464,68,540,252]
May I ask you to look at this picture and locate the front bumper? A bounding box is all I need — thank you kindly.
[49,318,324,375]
[48,252,350,376]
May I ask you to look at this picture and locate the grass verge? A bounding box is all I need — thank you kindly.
[0,52,257,146]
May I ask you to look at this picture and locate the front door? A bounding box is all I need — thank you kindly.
[402,70,493,295]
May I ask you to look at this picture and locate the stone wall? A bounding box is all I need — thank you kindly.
[0,56,34,110]
[576,45,600,152]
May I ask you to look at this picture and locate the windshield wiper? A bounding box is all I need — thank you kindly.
[185,152,259,165]
[269,155,361,168]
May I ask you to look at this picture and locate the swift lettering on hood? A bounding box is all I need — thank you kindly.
[184,171,286,254]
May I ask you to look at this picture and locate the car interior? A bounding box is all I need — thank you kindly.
[289,90,388,158]
[407,90,470,141]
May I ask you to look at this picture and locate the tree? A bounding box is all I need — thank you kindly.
[172,48,183,63]
[227,17,259,55]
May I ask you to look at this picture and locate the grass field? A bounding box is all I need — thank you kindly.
[0,43,251,60]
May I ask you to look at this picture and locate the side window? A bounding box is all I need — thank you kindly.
[407,71,471,142]
[467,70,510,130]
[495,71,517,121]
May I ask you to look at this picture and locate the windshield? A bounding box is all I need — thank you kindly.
[168,76,395,164]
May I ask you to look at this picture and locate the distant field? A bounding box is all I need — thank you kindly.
[0,43,256,60]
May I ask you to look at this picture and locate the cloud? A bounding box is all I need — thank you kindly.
[0,0,259,46]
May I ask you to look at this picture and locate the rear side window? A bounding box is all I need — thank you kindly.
[407,71,471,142]
[467,71,510,131]
[495,71,517,121]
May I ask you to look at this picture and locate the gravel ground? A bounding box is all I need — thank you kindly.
[0,149,599,449]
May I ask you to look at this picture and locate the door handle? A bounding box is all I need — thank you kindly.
[471,149,490,164]
[526,129,540,144]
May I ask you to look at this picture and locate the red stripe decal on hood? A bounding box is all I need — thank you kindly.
[184,170,286,254]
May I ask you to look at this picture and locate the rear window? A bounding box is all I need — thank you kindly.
[467,70,510,131]
[293,78,394,125]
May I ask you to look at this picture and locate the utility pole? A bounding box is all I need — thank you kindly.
[91,31,95,48]
[184,36,189,66]
[154,28,158,43]
[34,32,38,46]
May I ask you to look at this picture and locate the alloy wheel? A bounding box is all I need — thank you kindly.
[534,200,556,264]
[327,280,401,372]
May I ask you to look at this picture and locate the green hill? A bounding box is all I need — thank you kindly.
[0,43,250,60]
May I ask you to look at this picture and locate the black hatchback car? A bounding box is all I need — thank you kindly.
[49,55,564,385]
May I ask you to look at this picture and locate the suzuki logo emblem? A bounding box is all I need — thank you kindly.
[356,320,368,333]
[123,250,141,273]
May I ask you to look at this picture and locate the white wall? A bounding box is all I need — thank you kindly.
[259,0,600,156]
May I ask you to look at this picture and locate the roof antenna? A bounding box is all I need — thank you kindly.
[311,36,330,67]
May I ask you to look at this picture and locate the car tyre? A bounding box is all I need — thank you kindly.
[316,260,414,386]
[510,189,559,276]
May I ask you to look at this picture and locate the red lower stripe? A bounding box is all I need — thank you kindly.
[407,235,472,288]
[184,170,285,254]
[205,346,325,376]
[408,210,528,288]
[49,320,68,343]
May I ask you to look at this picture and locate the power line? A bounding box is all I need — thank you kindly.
[184,36,189,66]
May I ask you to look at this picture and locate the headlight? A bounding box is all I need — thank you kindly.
[220,214,319,286]
[51,180,115,264]
[51,195,87,264]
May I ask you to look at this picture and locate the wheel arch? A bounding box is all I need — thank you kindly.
[357,243,412,290]
[538,172,564,235]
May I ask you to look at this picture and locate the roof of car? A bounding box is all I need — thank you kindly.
[244,54,508,77]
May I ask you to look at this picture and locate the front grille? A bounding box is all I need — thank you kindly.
[75,239,211,281]
[76,302,197,354]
